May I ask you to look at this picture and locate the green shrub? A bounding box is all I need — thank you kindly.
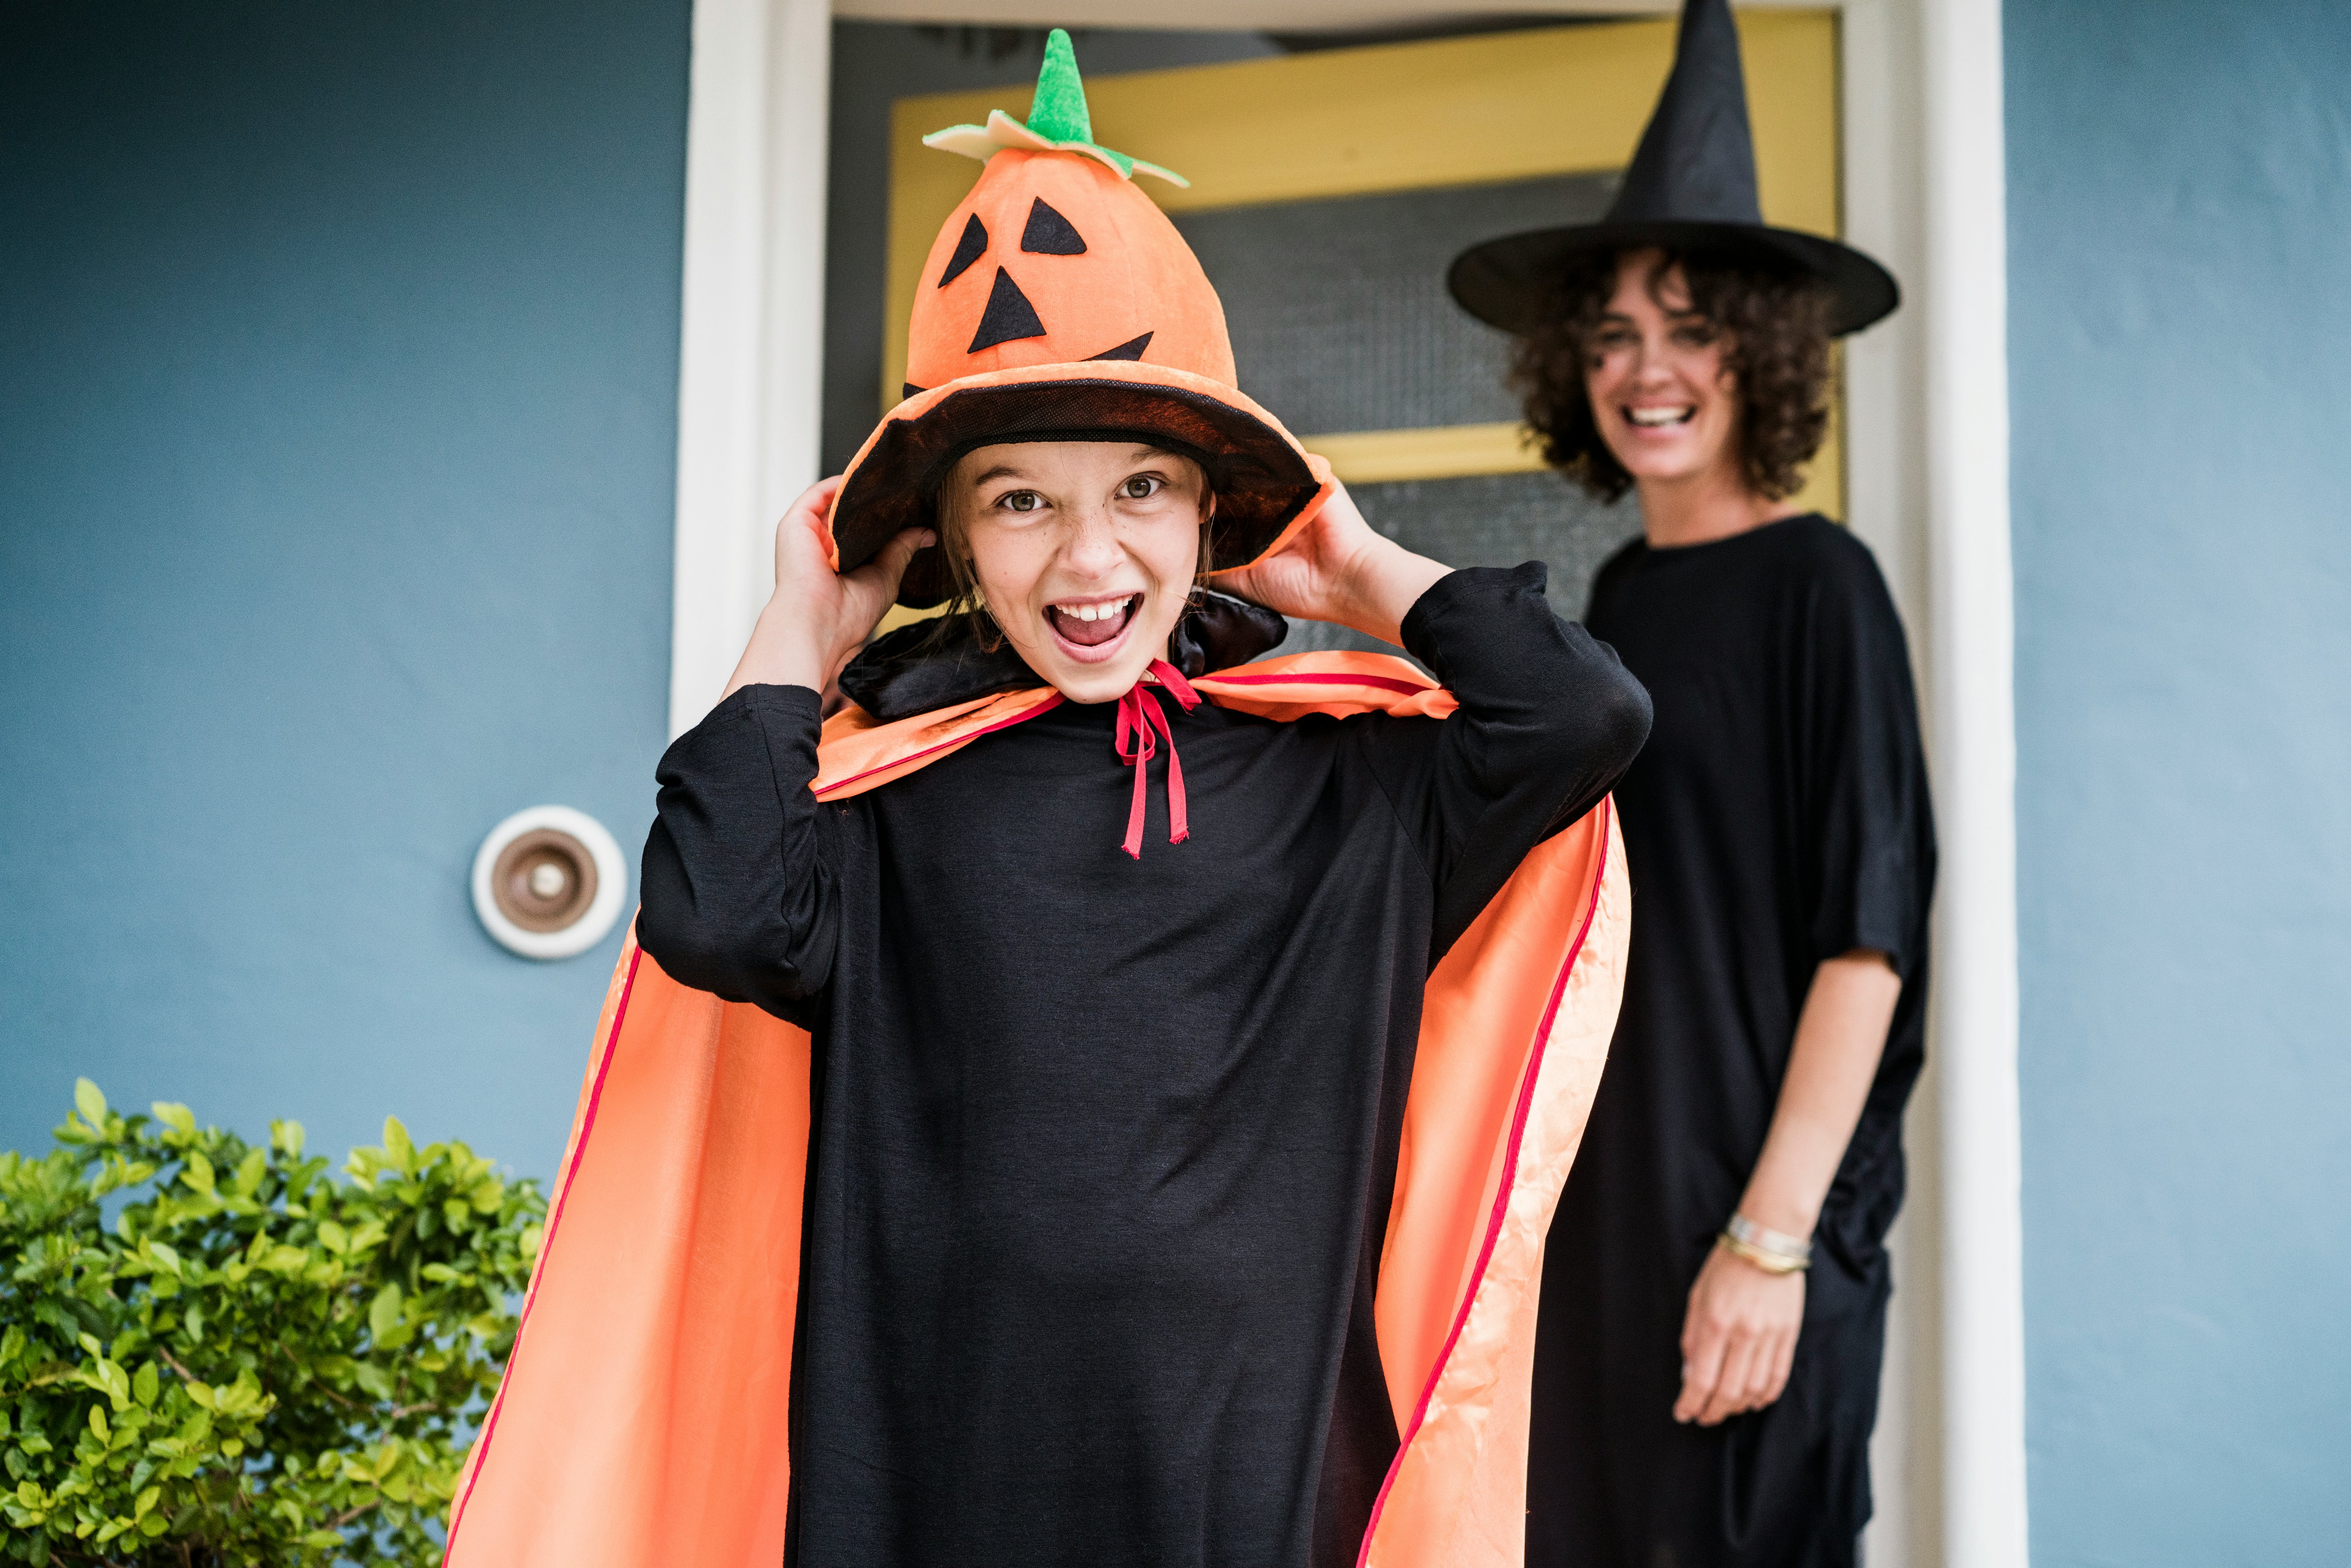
[0,1081,546,1566]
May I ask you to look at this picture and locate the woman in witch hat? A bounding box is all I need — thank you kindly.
[444,32,1651,1568]
[1451,2,1935,1564]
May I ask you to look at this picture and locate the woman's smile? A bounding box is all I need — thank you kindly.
[1624,402,1697,429]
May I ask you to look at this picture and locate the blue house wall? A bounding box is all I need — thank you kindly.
[2005,0,2351,1560]
[0,0,689,1181]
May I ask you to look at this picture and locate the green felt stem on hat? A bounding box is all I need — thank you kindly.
[1026,29,1092,144]
[921,28,1189,188]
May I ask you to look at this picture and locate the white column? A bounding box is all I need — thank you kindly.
[1838,2,1942,1562]
[1920,0,2030,1564]
[668,0,833,739]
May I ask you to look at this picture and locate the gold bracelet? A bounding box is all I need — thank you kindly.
[1718,1231,1809,1275]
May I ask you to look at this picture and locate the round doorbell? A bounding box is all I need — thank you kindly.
[472,806,627,960]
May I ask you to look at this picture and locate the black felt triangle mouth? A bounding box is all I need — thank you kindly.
[1087,332,1152,362]
[968,267,1048,353]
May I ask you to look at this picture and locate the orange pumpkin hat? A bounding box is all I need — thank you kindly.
[826,30,1330,607]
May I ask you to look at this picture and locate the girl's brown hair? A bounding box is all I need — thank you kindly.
[1511,248,1836,503]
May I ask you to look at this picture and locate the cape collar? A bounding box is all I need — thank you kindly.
[836,587,1287,723]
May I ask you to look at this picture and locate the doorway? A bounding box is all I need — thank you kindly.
[874,14,1844,645]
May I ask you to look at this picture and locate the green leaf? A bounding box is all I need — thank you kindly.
[182,1151,215,1195]
[232,1146,268,1197]
[273,1118,307,1157]
[316,1220,350,1254]
[73,1079,107,1128]
[444,1197,473,1231]
[132,1363,158,1408]
[369,1282,404,1342]
[151,1101,196,1138]
[88,1406,108,1444]
[383,1116,415,1173]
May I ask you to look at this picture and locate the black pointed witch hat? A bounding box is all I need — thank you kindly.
[1448,0,1898,337]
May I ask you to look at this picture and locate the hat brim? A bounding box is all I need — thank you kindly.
[1447,220,1900,338]
[830,362,1329,609]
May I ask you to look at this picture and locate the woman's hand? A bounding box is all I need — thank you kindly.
[1674,1242,1805,1427]
[1217,479,1448,646]
[720,477,934,701]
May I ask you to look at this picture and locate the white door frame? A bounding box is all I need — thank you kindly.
[662,6,2026,1565]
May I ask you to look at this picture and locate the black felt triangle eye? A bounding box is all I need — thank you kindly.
[938,214,988,287]
[1086,332,1153,362]
[1020,197,1087,256]
[967,267,1047,353]
[902,382,925,401]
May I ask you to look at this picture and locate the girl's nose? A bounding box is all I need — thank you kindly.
[1061,507,1123,576]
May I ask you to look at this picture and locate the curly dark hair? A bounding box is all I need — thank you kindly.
[1510,248,1836,503]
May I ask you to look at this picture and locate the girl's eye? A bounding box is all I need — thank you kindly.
[1119,475,1163,501]
[998,491,1044,514]
[1671,321,1719,349]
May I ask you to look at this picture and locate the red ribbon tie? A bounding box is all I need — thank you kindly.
[1113,659,1202,859]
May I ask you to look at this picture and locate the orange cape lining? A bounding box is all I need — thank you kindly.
[444,651,1629,1568]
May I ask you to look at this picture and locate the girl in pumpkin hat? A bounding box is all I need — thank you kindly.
[443,33,1648,1568]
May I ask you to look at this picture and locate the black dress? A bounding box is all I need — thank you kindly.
[637,566,1651,1568]
[1525,517,1936,1568]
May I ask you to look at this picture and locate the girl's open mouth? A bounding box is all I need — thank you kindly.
[1046,593,1140,656]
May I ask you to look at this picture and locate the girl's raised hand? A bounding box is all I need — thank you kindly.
[722,477,934,701]
[1217,479,1449,647]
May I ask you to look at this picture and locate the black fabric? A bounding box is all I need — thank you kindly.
[1526,517,1935,1568]
[638,566,1652,1568]
[1162,588,1290,680]
[940,213,989,288]
[830,379,1321,608]
[1021,196,1088,254]
[1088,331,1155,362]
[837,589,1289,722]
[901,382,924,402]
[1607,0,1757,227]
[968,266,1049,353]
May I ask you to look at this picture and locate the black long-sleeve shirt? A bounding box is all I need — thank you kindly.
[638,564,1649,1568]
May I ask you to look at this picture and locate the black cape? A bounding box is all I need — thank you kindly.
[638,566,1651,1568]
[1526,517,1935,1568]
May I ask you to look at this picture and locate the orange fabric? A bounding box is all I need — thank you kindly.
[906,149,1234,389]
[445,657,1629,1568]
